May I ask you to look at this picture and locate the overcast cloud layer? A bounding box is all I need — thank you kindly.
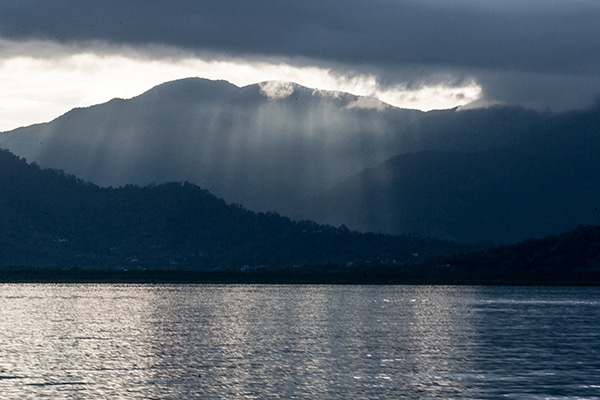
[1,0,600,117]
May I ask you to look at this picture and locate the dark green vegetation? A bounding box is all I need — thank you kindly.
[1,148,599,284]
[0,149,467,271]
[401,225,600,286]
[428,225,600,276]
[2,225,599,285]
[1,264,597,285]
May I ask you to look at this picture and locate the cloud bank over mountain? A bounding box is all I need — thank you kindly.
[1,0,599,130]
[2,1,598,75]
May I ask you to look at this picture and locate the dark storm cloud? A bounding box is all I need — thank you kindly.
[1,0,598,72]
[1,0,599,109]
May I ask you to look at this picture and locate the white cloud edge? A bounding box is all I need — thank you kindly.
[0,41,483,131]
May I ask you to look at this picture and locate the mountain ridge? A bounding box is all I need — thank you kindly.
[0,78,426,211]
[287,106,600,243]
[1,77,598,243]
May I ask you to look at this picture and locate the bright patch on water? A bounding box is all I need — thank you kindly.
[0,284,599,399]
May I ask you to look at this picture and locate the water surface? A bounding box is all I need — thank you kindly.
[1,284,599,399]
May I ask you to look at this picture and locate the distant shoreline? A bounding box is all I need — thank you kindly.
[2,267,599,286]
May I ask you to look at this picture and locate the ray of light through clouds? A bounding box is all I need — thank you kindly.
[0,0,599,131]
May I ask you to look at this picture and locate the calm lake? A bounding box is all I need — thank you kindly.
[0,284,599,399]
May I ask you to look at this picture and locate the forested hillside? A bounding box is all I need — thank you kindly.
[425,225,600,278]
[0,149,467,269]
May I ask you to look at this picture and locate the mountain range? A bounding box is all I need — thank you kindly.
[0,79,422,212]
[1,78,599,243]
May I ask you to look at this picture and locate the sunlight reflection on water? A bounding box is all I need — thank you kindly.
[0,284,599,399]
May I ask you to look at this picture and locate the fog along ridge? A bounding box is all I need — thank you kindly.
[1,78,599,243]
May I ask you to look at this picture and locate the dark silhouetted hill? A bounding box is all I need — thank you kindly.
[288,107,600,243]
[0,149,468,269]
[427,225,600,277]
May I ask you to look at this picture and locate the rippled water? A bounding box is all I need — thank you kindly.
[1,284,599,399]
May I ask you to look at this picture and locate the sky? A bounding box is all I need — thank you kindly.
[1,0,599,131]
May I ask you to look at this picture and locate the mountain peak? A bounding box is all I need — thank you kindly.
[137,77,240,101]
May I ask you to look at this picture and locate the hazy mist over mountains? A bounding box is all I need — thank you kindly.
[1,78,599,244]
[0,78,423,211]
